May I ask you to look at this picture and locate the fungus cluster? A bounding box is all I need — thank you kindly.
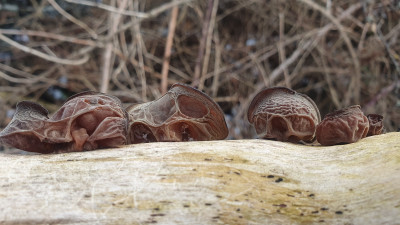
[247,87,384,146]
[0,91,128,153]
[0,84,228,153]
[0,84,385,153]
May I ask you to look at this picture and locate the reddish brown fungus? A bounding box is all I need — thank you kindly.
[127,83,228,143]
[0,91,128,153]
[247,87,321,143]
[316,105,369,146]
[366,114,384,136]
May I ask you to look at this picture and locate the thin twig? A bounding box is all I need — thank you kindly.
[132,0,147,100]
[63,0,192,19]
[198,0,219,91]
[0,29,102,47]
[0,63,36,79]
[161,6,179,94]
[101,43,114,93]
[300,0,361,105]
[100,0,129,93]
[376,22,400,94]
[203,3,362,82]
[364,81,400,110]
[0,71,53,84]
[249,54,269,87]
[211,31,221,97]
[316,46,341,108]
[278,9,291,88]
[0,32,89,65]
[269,39,314,85]
[192,0,214,87]
[47,0,98,39]
[144,53,191,81]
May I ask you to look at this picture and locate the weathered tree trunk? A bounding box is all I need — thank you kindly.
[1,133,399,224]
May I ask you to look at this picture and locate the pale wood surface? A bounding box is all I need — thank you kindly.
[0,133,399,225]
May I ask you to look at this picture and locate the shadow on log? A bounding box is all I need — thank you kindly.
[0,133,399,224]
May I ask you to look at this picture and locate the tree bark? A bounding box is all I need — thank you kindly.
[1,133,399,224]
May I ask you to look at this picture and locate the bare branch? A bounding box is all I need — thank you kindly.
[63,0,192,19]
[48,0,98,39]
[0,32,89,65]
[161,6,179,94]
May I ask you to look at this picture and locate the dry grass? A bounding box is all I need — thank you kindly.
[0,0,399,140]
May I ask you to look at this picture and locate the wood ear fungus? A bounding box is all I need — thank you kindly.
[0,91,128,153]
[127,83,228,143]
[366,114,384,136]
[316,105,369,146]
[247,87,321,143]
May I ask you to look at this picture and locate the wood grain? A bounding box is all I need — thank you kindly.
[1,133,399,224]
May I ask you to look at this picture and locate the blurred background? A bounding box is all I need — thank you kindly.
[0,0,399,142]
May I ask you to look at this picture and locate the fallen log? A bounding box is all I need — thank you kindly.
[0,132,399,224]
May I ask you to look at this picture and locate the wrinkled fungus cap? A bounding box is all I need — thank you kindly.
[316,105,369,146]
[366,114,384,136]
[247,87,321,143]
[127,83,228,143]
[0,91,128,153]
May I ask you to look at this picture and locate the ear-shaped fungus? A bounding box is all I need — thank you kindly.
[247,87,321,143]
[366,114,384,136]
[316,105,369,146]
[0,91,128,153]
[127,83,228,143]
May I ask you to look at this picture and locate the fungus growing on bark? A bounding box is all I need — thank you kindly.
[247,87,321,143]
[127,83,228,143]
[366,114,384,136]
[316,105,369,146]
[0,91,128,153]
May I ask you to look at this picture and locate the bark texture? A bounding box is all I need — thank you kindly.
[1,133,399,224]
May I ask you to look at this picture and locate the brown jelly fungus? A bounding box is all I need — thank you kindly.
[316,105,369,146]
[366,114,384,136]
[127,83,228,143]
[247,87,321,143]
[0,91,128,153]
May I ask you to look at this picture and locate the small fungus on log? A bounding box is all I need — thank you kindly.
[247,87,321,143]
[316,105,369,146]
[127,83,228,143]
[366,114,384,136]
